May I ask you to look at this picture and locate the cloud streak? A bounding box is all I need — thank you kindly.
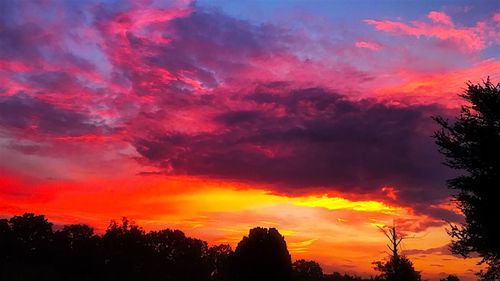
[365,10,499,52]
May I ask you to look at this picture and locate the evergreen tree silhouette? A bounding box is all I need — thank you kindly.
[434,79,500,280]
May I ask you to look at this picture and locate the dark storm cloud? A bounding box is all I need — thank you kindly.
[132,87,453,207]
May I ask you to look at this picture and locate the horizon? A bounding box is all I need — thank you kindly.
[1,1,499,280]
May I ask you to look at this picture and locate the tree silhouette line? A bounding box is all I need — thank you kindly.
[0,213,461,281]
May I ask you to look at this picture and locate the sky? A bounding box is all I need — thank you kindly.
[0,0,499,280]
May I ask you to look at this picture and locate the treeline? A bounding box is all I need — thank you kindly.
[0,213,371,281]
[0,213,458,281]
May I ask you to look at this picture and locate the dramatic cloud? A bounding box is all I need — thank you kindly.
[0,2,497,280]
[1,0,492,224]
[132,86,452,208]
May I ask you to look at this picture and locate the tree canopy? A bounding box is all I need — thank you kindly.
[0,214,229,281]
[293,259,324,281]
[232,227,292,281]
[373,255,421,281]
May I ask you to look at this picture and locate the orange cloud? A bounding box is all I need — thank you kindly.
[381,186,398,200]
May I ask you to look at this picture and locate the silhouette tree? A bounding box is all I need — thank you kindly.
[102,217,149,280]
[0,213,56,280]
[433,79,500,280]
[373,225,421,281]
[373,256,421,281]
[440,274,460,281]
[207,244,233,281]
[0,213,394,281]
[292,259,324,281]
[232,227,292,281]
[9,213,54,247]
[0,218,13,264]
[54,224,102,281]
[146,228,211,281]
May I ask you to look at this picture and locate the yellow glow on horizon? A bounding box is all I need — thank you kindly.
[170,188,287,212]
[292,195,399,214]
[164,188,402,215]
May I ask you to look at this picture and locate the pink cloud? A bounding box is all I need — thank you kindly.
[427,11,453,26]
[109,7,192,35]
[365,11,498,52]
[494,13,500,22]
[355,40,382,50]
[374,58,500,106]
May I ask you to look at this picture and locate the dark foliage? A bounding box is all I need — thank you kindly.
[0,213,231,281]
[207,244,233,281]
[433,79,500,280]
[324,273,377,281]
[0,213,56,281]
[293,259,324,281]
[373,255,421,281]
[231,227,292,281]
[440,274,460,281]
[54,224,102,281]
[0,212,455,281]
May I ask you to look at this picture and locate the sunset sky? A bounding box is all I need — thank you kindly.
[0,0,499,280]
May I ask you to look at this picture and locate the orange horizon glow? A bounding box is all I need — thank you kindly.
[0,171,482,280]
